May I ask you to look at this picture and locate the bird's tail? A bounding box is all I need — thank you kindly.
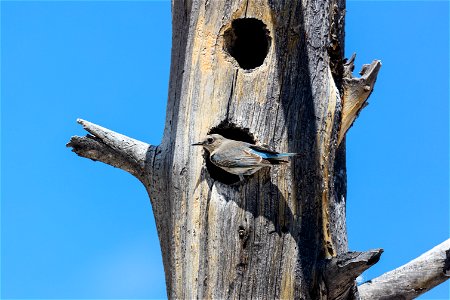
[266,153,300,165]
[273,152,297,158]
[266,158,289,165]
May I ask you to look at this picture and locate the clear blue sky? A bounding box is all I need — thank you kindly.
[1,1,448,299]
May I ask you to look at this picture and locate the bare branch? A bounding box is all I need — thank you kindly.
[67,119,157,180]
[321,249,383,300]
[338,54,382,145]
[359,239,450,300]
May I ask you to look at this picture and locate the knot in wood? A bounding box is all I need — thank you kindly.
[238,226,246,239]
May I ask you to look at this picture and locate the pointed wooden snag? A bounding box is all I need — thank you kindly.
[320,249,383,300]
[338,53,382,145]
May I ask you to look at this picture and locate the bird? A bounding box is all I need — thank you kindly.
[192,134,297,181]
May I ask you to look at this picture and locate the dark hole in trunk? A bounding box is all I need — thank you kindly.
[224,18,271,70]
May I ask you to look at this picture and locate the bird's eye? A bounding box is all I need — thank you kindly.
[207,137,214,144]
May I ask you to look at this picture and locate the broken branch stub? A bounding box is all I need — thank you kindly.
[321,249,383,300]
[359,239,450,300]
[66,119,155,181]
[338,54,382,145]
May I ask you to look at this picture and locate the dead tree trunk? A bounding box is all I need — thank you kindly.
[68,1,450,299]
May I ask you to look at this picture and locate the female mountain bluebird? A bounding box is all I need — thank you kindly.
[192,134,297,180]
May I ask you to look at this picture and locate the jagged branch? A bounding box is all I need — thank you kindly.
[338,54,382,145]
[359,239,450,300]
[66,119,156,181]
[320,249,383,300]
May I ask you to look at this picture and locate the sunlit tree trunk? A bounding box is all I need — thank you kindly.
[68,1,449,299]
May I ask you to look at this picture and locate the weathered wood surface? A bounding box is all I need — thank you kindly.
[321,249,383,300]
[66,0,450,299]
[155,0,348,298]
[359,239,450,300]
[338,53,381,145]
[68,0,367,298]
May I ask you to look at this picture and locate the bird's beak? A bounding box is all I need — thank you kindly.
[191,142,203,146]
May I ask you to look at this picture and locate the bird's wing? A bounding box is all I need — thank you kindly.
[210,148,269,168]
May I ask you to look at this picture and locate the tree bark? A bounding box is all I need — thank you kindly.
[67,0,449,299]
[155,1,350,297]
[359,239,450,300]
